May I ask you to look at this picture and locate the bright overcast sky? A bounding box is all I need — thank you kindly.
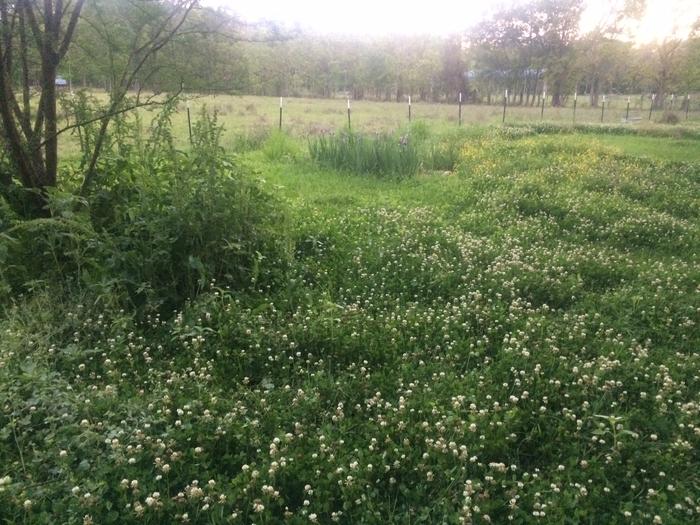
[205,0,700,43]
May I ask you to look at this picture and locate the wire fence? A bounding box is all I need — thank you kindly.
[265,92,700,134]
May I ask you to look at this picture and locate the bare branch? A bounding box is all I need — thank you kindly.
[22,0,44,53]
[80,2,196,195]
[37,91,180,150]
[58,0,84,58]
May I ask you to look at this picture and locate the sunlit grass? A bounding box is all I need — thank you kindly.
[57,92,700,162]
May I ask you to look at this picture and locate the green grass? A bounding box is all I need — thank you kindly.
[591,134,700,162]
[2,122,700,523]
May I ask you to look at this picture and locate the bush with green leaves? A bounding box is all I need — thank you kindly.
[0,108,290,313]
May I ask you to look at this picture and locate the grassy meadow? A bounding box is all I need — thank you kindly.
[57,93,700,159]
[1,98,700,524]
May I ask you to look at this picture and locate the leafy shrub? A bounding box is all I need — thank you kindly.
[0,108,290,313]
[309,131,419,178]
[96,161,288,311]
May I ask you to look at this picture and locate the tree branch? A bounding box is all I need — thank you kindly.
[58,0,84,58]
[37,91,180,150]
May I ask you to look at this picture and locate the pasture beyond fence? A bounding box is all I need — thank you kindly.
[57,91,700,157]
[274,92,697,131]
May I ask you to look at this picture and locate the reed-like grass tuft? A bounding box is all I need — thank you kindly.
[309,131,419,179]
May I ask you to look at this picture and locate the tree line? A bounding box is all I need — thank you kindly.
[52,0,700,108]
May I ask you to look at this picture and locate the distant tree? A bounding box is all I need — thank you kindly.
[675,22,700,97]
[577,0,645,106]
[537,0,584,106]
[469,0,583,106]
[439,35,468,102]
[639,38,684,108]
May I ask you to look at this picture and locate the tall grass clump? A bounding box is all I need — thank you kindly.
[420,128,476,172]
[230,127,270,152]
[309,131,419,178]
[262,130,301,160]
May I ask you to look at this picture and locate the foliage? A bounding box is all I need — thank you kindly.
[230,128,271,153]
[1,129,699,523]
[0,109,290,313]
[50,0,700,108]
[420,128,475,172]
[309,131,419,179]
[502,122,700,140]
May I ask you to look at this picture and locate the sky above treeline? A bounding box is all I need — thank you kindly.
[205,0,700,44]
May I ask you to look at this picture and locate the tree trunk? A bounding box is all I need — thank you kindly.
[589,76,599,108]
[40,41,59,188]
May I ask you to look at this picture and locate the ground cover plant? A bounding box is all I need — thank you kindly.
[0,119,699,524]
